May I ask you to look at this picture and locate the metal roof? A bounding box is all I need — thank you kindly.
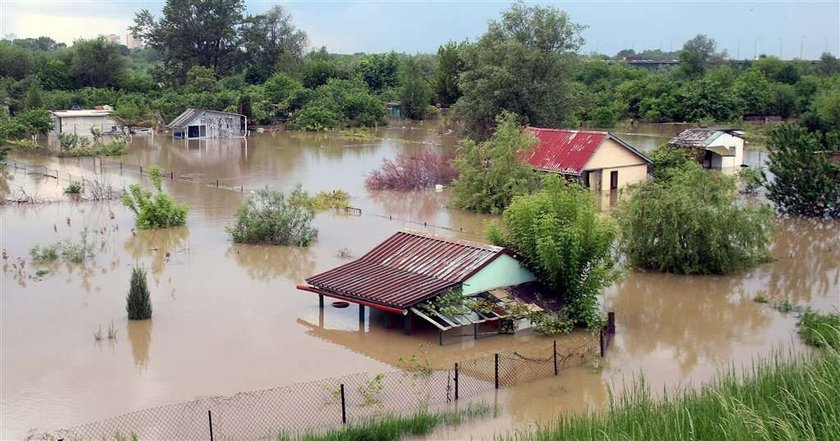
[525,128,650,175]
[51,110,112,118]
[303,230,508,310]
[167,108,245,128]
[669,127,743,147]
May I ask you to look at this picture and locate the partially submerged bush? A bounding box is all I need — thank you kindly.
[365,147,457,191]
[799,310,840,348]
[30,243,60,263]
[63,181,83,195]
[310,189,350,211]
[58,133,128,157]
[227,186,318,246]
[122,166,188,229]
[29,228,94,264]
[126,265,152,320]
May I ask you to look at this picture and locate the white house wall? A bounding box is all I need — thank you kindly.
[53,116,118,137]
[461,254,537,296]
[708,133,744,168]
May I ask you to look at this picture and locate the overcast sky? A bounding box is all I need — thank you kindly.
[1,1,838,59]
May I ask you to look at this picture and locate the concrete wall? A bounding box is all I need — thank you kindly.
[186,112,242,138]
[53,116,118,137]
[462,254,536,296]
[583,138,649,189]
[708,133,744,168]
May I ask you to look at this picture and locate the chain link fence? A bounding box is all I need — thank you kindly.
[34,333,613,441]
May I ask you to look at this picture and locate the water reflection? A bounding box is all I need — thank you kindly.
[123,226,190,279]
[226,244,315,283]
[367,189,448,221]
[127,319,152,369]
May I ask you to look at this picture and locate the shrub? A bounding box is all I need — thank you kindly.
[64,181,83,194]
[366,147,457,191]
[30,243,60,263]
[126,265,152,320]
[226,186,318,246]
[529,309,575,335]
[799,310,840,348]
[616,164,774,275]
[122,165,188,229]
[309,189,350,211]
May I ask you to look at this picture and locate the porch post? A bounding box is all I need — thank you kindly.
[404,311,412,335]
[358,304,365,322]
[318,294,324,309]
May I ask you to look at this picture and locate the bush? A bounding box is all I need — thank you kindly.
[226,186,318,246]
[365,147,457,190]
[122,165,188,229]
[529,309,575,335]
[63,181,83,194]
[30,243,60,263]
[293,104,340,131]
[126,265,152,320]
[616,164,774,275]
[310,189,350,211]
[799,310,840,348]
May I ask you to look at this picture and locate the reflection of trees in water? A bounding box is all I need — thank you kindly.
[608,272,770,373]
[226,244,315,283]
[123,226,189,278]
[762,218,840,305]
[367,189,448,221]
[127,319,152,368]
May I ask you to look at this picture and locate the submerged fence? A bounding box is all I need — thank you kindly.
[41,330,614,441]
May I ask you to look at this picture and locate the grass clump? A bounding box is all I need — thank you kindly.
[126,265,152,320]
[122,165,188,229]
[29,228,94,264]
[278,403,489,441]
[309,189,350,211]
[513,328,840,441]
[30,243,61,263]
[227,185,318,246]
[64,181,83,195]
[799,310,840,348]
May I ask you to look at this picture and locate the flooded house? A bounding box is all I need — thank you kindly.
[669,127,745,170]
[525,128,652,192]
[167,108,247,139]
[50,108,119,137]
[297,230,549,344]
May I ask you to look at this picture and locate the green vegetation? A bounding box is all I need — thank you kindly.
[451,111,538,214]
[488,175,618,331]
[765,123,840,218]
[63,181,83,195]
[126,265,152,320]
[277,403,490,441]
[57,133,128,157]
[616,157,774,275]
[309,190,350,211]
[30,228,95,264]
[227,186,318,246]
[514,338,840,441]
[799,311,840,348]
[122,166,188,229]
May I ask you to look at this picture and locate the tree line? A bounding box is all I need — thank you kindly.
[1,0,839,137]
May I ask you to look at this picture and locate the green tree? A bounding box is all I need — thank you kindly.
[765,123,840,218]
[451,111,539,214]
[240,5,308,83]
[817,52,840,76]
[400,56,432,119]
[16,109,53,137]
[227,186,318,246]
[131,0,245,81]
[733,68,774,114]
[300,59,340,89]
[434,41,466,106]
[262,72,304,116]
[454,2,585,138]
[24,82,45,110]
[679,34,722,77]
[0,41,36,80]
[122,166,189,229]
[487,175,618,331]
[184,65,218,93]
[69,37,127,88]
[616,163,774,275]
[126,265,152,320]
[294,78,384,130]
[359,52,401,92]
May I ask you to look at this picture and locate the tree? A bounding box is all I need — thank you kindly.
[679,34,720,77]
[24,82,45,110]
[131,0,245,82]
[122,166,189,229]
[0,41,36,80]
[487,174,618,331]
[434,41,466,106]
[817,53,840,76]
[240,5,308,83]
[16,109,53,137]
[300,59,340,89]
[454,2,585,138]
[262,72,304,117]
[733,68,774,114]
[184,65,218,93]
[616,162,774,275]
[400,56,432,119]
[126,265,152,320]
[765,123,840,218]
[358,52,401,92]
[451,111,539,214]
[294,79,384,130]
[69,37,127,88]
[227,186,318,246]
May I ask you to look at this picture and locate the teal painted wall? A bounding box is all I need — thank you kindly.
[462,254,536,295]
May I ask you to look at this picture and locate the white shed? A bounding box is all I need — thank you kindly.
[669,127,745,170]
[167,109,247,139]
[51,110,119,138]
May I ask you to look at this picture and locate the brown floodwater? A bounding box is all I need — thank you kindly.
[1,122,837,440]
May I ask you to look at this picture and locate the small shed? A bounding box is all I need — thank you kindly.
[669,127,745,170]
[51,109,118,137]
[526,128,652,191]
[167,108,247,139]
[385,102,402,119]
[297,230,541,343]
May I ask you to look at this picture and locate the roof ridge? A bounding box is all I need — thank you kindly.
[527,126,609,135]
[398,229,503,252]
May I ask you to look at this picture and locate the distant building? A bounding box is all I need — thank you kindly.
[167,108,247,139]
[125,34,144,49]
[385,101,402,119]
[51,109,118,137]
[103,34,121,45]
[669,127,745,170]
[526,128,652,191]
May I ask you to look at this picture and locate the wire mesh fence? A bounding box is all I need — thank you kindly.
[35,334,612,441]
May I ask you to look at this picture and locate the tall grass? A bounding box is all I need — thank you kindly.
[799,311,840,349]
[514,328,840,441]
[278,403,489,441]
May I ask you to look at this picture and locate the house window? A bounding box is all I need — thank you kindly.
[610,171,618,190]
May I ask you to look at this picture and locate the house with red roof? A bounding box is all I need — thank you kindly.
[525,128,651,191]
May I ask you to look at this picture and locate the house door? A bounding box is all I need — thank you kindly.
[591,170,602,192]
[187,125,200,138]
[610,171,618,190]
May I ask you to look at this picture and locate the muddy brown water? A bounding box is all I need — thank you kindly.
[1,122,837,439]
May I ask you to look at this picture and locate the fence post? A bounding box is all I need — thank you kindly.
[494,353,500,389]
[208,410,214,441]
[120,161,123,173]
[140,165,143,175]
[340,383,347,424]
[600,329,606,357]
[240,185,244,193]
[170,171,174,180]
[216,179,219,188]
[454,362,459,400]
[553,340,558,375]
[607,311,616,334]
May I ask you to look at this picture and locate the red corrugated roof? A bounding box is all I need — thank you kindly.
[303,230,507,310]
[525,128,609,175]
